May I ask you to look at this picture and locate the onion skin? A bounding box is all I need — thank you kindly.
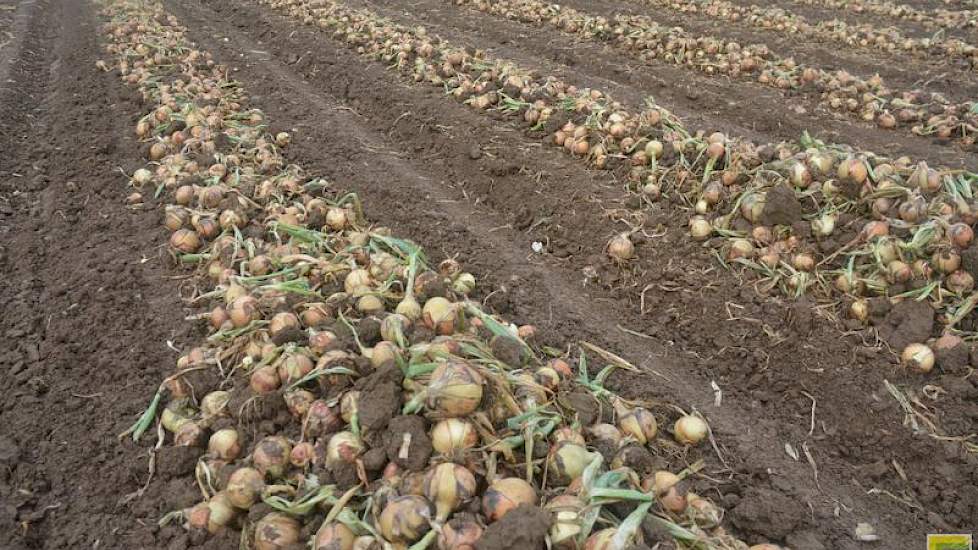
[426,361,484,417]
[482,477,537,522]
[674,415,709,446]
[378,495,433,543]
[618,407,658,445]
[430,418,478,456]
[253,436,292,480]
[438,519,483,550]
[254,512,301,550]
[548,441,595,485]
[546,494,584,547]
[901,343,935,373]
[314,522,356,550]
[208,428,241,461]
[424,462,477,520]
[226,467,265,509]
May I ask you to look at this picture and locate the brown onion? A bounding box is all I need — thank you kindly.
[226,467,265,509]
[427,361,484,417]
[208,428,241,461]
[314,522,356,550]
[438,518,483,550]
[674,415,709,446]
[253,436,292,479]
[430,418,478,456]
[254,512,300,550]
[424,462,477,520]
[901,343,934,373]
[482,477,537,522]
[378,495,433,543]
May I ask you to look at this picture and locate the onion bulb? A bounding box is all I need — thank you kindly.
[430,418,478,456]
[226,467,265,509]
[192,492,236,534]
[588,423,622,446]
[548,441,596,485]
[438,519,483,550]
[423,297,457,335]
[305,400,343,438]
[208,428,241,461]
[546,495,585,547]
[426,361,484,417]
[253,436,292,480]
[482,477,537,522]
[900,343,934,373]
[326,431,363,467]
[254,512,300,550]
[314,522,356,550]
[584,528,616,550]
[378,495,433,543]
[607,233,635,261]
[423,463,477,520]
[169,229,200,253]
[674,415,709,446]
[618,407,658,445]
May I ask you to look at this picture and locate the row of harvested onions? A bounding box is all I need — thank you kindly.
[101,1,781,549]
[791,0,977,30]
[452,0,978,146]
[260,0,978,376]
[643,0,978,66]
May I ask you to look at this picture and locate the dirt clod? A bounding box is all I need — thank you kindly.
[475,504,550,550]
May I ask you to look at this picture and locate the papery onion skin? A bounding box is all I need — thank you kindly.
[378,495,433,543]
[424,462,477,520]
[426,361,484,417]
[253,436,292,480]
[208,428,241,461]
[482,477,537,522]
[430,418,478,456]
[314,522,356,550]
[548,441,595,486]
[226,467,265,509]
[254,512,301,550]
[438,519,483,550]
[674,415,709,446]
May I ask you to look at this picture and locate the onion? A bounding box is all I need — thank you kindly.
[161,406,190,433]
[933,250,961,274]
[424,463,477,520]
[284,389,315,418]
[949,223,974,248]
[208,428,242,461]
[607,233,635,261]
[226,467,265,509]
[250,365,281,394]
[277,352,314,385]
[174,422,205,447]
[947,270,975,293]
[133,168,153,186]
[438,519,483,550]
[901,343,934,373]
[254,436,292,480]
[197,492,236,534]
[689,217,713,240]
[255,512,301,550]
[546,494,584,547]
[452,273,476,294]
[687,493,721,528]
[430,418,478,456]
[304,400,343,438]
[228,295,260,328]
[345,268,373,295]
[482,477,537,522]
[381,313,410,345]
[674,415,709,446]
[326,431,363,467]
[618,407,658,445]
[378,495,433,543]
[588,423,622,446]
[643,470,680,497]
[269,312,300,338]
[290,441,316,468]
[326,207,349,231]
[169,228,200,253]
[849,299,869,322]
[427,361,484,417]
[423,297,457,335]
[201,390,230,418]
[314,522,356,550]
[548,441,596,485]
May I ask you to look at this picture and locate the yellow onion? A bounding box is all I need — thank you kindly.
[618,407,658,445]
[424,463,477,520]
[169,228,200,253]
[423,297,457,335]
[427,361,484,417]
[326,431,363,467]
[269,312,300,338]
[548,441,596,485]
[250,365,281,395]
[370,340,401,368]
[340,391,360,424]
[208,428,241,461]
[378,495,433,543]
[314,522,356,550]
[189,492,236,534]
[174,422,205,447]
[546,494,585,547]
[552,426,586,446]
[588,423,622,445]
[430,418,478,456]
[482,478,537,522]
[278,352,314,385]
[687,493,722,528]
[254,512,300,550]
[452,273,476,294]
[290,441,316,468]
[607,233,635,261]
[674,415,709,446]
[226,467,265,509]
[254,436,292,480]
[380,313,410,345]
[228,295,260,328]
[901,343,934,373]
[438,519,483,550]
[284,389,316,418]
[689,217,713,240]
[344,268,373,295]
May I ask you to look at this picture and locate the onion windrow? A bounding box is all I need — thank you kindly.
[102,1,778,548]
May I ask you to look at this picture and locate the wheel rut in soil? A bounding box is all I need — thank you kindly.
[0,0,202,548]
[165,0,978,546]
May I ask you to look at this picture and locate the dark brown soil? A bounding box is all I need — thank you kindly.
[475,504,551,550]
[1,0,975,548]
[0,0,203,549]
